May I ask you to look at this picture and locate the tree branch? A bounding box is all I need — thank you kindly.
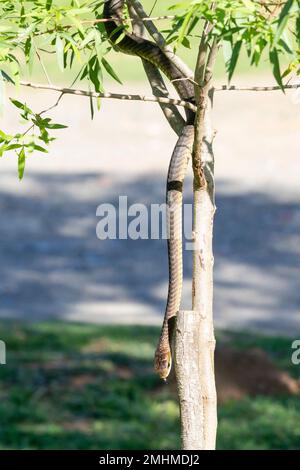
[127,0,194,82]
[193,36,219,190]
[141,62,185,136]
[18,81,197,112]
[194,1,216,101]
[216,83,300,92]
[194,21,212,97]
[127,0,168,48]
[203,38,219,88]
[82,15,178,26]
[32,15,177,37]
[128,1,185,136]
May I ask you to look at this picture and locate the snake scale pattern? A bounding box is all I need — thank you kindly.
[103,0,195,380]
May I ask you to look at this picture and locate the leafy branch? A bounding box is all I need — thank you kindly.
[1,0,300,178]
[0,98,67,179]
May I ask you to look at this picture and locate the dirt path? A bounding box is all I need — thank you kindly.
[0,78,299,334]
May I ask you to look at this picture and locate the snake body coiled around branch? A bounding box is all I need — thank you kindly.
[103,0,195,380]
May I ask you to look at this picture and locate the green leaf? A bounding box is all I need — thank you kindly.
[181,36,191,49]
[0,72,4,115]
[282,60,298,78]
[46,0,52,11]
[177,9,193,46]
[88,56,103,93]
[96,97,101,111]
[0,70,14,84]
[9,99,33,115]
[32,144,48,153]
[9,98,25,110]
[80,30,95,49]
[0,130,9,143]
[274,0,294,44]
[38,128,50,144]
[4,144,22,151]
[66,14,84,36]
[44,122,68,129]
[269,48,284,91]
[223,39,233,66]
[55,35,64,72]
[241,0,255,11]
[296,16,300,48]
[101,57,122,84]
[18,148,26,180]
[228,40,242,82]
[278,38,293,55]
[278,0,295,24]
[89,95,94,120]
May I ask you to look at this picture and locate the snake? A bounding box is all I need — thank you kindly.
[103,0,195,380]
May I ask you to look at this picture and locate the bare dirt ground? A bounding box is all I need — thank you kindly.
[166,346,300,403]
[0,77,299,334]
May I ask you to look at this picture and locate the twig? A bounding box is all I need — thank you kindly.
[33,15,177,36]
[18,81,197,112]
[82,15,176,25]
[216,83,300,92]
[39,66,85,116]
[142,62,185,136]
[149,0,158,16]
[194,1,216,100]
[33,40,52,86]
[203,38,219,88]
[127,0,168,48]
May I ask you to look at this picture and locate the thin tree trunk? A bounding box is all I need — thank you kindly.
[175,310,204,449]
[175,90,217,450]
[192,89,217,450]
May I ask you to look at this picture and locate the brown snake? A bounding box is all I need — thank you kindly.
[103,0,195,380]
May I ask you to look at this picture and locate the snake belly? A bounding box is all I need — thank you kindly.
[103,0,195,379]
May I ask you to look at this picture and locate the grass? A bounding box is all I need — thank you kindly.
[0,321,299,450]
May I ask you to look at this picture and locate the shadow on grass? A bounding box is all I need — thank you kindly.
[0,321,300,449]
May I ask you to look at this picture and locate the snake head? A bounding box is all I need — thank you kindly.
[154,349,172,381]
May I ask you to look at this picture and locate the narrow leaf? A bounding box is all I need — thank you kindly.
[270,48,284,91]
[275,0,294,44]
[18,148,26,180]
[228,40,242,82]
[101,57,122,84]
[89,95,94,120]
[56,35,64,72]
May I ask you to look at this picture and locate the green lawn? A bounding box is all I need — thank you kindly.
[0,321,299,450]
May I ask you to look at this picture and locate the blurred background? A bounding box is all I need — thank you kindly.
[0,0,300,450]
